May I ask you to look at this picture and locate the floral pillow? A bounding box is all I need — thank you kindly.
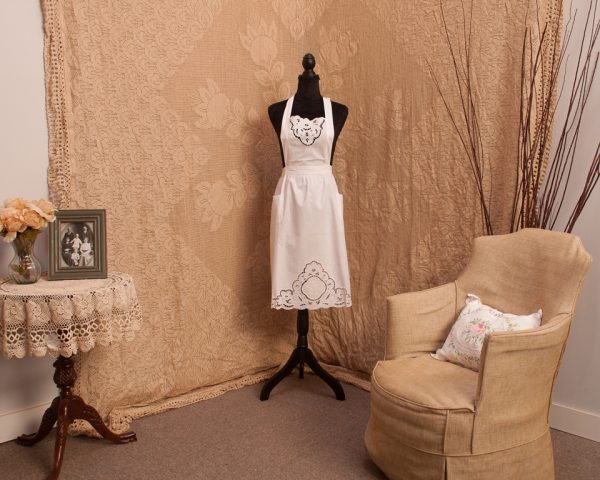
[431,294,542,371]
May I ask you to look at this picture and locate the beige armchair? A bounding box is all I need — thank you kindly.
[365,228,592,480]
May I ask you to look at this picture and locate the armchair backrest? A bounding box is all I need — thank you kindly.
[458,229,591,454]
[456,228,592,322]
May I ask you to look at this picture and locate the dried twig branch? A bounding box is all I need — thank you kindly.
[509,0,600,232]
[435,0,599,234]
[430,0,494,235]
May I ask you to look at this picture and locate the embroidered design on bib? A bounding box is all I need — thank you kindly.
[272,261,351,309]
[290,116,325,146]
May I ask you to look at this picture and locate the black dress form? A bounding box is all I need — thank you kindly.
[268,55,348,167]
[260,54,347,402]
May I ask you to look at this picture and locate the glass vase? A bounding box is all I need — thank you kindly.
[8,228,42,284]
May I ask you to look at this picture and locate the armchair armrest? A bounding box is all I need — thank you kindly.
[472,313,571,454]
[385,282,458,360]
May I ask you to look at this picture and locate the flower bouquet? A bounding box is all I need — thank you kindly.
[0,198,57,284]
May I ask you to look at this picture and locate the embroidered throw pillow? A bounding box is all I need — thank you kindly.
[432,294,542,371]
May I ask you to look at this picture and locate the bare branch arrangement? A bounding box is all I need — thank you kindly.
[429,1,494,235]
[513,0,600,232]
[433,0,599,234]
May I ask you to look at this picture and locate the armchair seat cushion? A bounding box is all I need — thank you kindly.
[370,355,478,455]
[373,355,479,409]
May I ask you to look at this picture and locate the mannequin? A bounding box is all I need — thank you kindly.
[260,54,348,401]
[268,54,348,167]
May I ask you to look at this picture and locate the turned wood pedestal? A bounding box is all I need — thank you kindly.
[16,355,137,480]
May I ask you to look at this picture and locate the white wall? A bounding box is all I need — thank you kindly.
[549,0,600,442]
[0,0,597,444]
[0,0,56,444]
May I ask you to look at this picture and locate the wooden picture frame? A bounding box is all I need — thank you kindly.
[48,209,107,280]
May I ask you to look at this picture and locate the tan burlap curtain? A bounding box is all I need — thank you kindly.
[42,0,559,433]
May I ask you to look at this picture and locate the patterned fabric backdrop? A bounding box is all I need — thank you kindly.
[42,0,559,433]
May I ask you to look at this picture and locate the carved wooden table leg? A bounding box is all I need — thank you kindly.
[16,355,137,480]
[15,397,59,446]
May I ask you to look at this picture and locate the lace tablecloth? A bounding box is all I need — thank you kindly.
[0,272,142,359]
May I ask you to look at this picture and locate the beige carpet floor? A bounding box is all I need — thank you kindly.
[0,375,598,479]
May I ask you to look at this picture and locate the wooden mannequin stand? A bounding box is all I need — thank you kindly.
[260,309,345,401]
[16,355,137,480]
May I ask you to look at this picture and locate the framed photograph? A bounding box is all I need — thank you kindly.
[48,209,107,280]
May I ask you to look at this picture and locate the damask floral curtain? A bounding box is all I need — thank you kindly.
[42,0,559,432]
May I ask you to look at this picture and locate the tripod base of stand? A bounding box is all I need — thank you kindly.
[260,346,345,400]
[260,309,345,401]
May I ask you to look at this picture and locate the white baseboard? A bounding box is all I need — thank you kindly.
[550,402,600,442]
[0,401,53,444]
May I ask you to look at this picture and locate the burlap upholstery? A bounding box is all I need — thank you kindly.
[365,228,592,480]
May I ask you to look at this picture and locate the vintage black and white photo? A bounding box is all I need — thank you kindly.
[59,221,95,268]
[49,209,107,280]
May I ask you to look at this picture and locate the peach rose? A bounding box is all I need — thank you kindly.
[4,215,27,233]
[28,199,56,222]
[0,207,26,234]
[22,209,47,229]
[0,207,18,224]
[4,198,28,210]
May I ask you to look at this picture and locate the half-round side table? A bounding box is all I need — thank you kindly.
[0,272,143,480]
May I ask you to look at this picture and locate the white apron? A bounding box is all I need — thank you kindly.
[270,96,352,310]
